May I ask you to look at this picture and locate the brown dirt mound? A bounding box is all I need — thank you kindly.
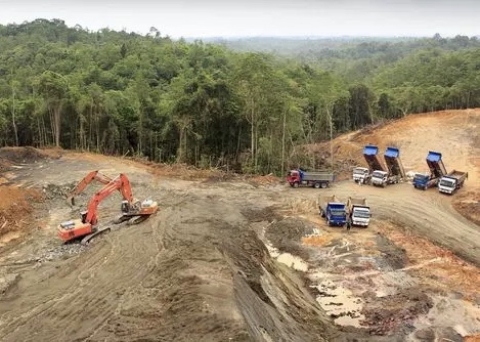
[465,334,480,342]
[361,288,434,336]
[0,146,61,164]
[0,185,44,242]
[452,190,480,226]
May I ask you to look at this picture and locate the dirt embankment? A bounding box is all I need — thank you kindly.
[0,147,60,246]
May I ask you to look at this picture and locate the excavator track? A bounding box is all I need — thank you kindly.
[80,216,150,245]
[127,215,150,225]
[81,226,112,245]
[113,214,132,224]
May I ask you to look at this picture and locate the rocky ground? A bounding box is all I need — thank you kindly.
[0,110,479,342]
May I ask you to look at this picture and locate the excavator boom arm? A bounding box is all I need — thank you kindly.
[84,173,135,224]
[67,170,113,205]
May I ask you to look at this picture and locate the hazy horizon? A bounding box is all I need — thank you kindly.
[0,0,478,39]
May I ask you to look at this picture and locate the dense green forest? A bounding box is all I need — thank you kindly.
[0,19,479,174]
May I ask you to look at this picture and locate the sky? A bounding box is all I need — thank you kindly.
[0,0,478,38]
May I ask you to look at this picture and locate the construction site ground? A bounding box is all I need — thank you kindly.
[0,109,479,342]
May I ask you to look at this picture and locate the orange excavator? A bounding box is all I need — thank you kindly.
[66,170,113,206]
[57,173,158,245]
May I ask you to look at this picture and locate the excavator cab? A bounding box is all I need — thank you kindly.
[81,210,88,223]
[121,200,130,213]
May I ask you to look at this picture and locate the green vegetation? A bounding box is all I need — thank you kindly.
[0,19,479,174]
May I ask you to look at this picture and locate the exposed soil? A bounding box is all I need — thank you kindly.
[452,190,480,226]
[0,109,479,342]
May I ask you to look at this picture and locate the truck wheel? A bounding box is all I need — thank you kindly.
[321,182,328,189]
[423,186,427,191]
[293,182,299,188]
[314,182,321,189]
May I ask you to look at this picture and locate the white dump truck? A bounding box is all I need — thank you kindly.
[346,196,371,227]
[352,167,371,184]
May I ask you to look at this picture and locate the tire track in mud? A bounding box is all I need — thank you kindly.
[0,219,164,341]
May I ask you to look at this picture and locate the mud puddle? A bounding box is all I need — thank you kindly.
[313,278,365,327]
[261,209,480,339]
[265,240,309,272]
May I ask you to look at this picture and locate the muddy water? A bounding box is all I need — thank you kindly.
[265,232,367,328]
[309,275,366,327]
[265,240,309,272]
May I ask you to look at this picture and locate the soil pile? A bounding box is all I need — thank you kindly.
[452,190,480,226]
[361,289,434,336]
[0,186,43,240]
[0,146,60,164]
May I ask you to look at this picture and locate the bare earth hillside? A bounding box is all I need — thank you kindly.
[0,109,479,342]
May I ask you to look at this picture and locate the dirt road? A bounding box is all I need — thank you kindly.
[284,180,480,267]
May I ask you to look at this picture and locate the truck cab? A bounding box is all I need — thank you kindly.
[371,170,388,187]
[352,167,371,184]
[350,206,371,227]
[413,173,438,190]
[371,170,400,187]
[323,203,347,227]
[287,169,301,184]
[438,176,457,194]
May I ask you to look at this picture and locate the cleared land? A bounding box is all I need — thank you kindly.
[0,109,479,342]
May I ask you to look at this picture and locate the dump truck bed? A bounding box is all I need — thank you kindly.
[363,145,385,172]
[384,147,406,178]
[318,195,339,209]
[448,170,467,180]
[302,172,335,181]
[347,197,367,207]
[426,151,447,179]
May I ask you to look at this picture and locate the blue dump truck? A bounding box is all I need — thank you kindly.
[413,151,447,190]
[318,195,347,227]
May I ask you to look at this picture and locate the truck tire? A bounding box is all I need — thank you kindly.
[321,182,328,189]
[293,182,299,188]
[314,182,321,189]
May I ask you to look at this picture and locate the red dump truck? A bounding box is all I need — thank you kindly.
[287,169,335,189]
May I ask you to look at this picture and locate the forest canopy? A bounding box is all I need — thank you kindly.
[1,19,479,174]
